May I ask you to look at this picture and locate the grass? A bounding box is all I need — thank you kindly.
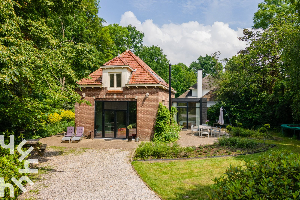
[132,133,300,200]
[133,157,243,199]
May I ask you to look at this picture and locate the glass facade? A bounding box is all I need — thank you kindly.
[95,101,137,138]
[173,101,201,129]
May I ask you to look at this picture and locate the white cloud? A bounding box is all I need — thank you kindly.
[120,11,247,66]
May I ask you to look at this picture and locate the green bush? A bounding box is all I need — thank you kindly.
[36,120,75,138]
[134,142,183,160]
[217,137,259,149]
[226,125,233,132]
[153,103,181,142]
[229,127,262,138]
[209,151,300,199]
[0,142,29,199]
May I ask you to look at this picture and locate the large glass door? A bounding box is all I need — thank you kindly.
[103,110,127,138]
[104,110,115,138]
[94,101,136,138]
[116,111,126,138]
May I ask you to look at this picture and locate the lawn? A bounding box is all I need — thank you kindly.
[132,134,300,200]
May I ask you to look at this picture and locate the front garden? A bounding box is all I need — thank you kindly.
[132,122,300,199]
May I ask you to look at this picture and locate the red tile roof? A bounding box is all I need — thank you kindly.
[78,50,171,90]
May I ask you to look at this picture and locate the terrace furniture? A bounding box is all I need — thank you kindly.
[24,139,47,156]
[62,127,74,143]
[211,127,221,137]
[199,125,211,138]
[71,127,84,143]
[191,125,199,134]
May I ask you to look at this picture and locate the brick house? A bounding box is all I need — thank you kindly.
[75,50,175,141]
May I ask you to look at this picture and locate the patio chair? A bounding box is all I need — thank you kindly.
[199,125,211,138]
[191,125,199,134]
[71,127,84,143]
[211,127,221,137]
[62,127,74,143]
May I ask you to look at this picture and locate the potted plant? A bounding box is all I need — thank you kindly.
[127,123,137,139]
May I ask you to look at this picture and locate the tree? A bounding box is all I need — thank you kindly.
[0,0,107,137]
[215,0,300,127]
[136,45,170,82]
[217,28,293,128]
[103,24,144,57]
[171,63,197,97]
[253,0,300,121]
[189,53,223,78]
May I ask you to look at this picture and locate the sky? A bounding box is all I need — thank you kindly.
[98,0,264,66]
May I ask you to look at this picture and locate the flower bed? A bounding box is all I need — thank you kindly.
[134,137,274,160]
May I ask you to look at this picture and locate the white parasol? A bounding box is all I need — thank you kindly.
[218,107,224,125]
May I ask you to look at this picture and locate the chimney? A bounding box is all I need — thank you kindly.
[197,70,202,98]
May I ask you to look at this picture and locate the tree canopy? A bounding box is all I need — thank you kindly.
[0,0,146,137]
[171,63,197,97]
[215,0,300,127]
[189,53,223,78]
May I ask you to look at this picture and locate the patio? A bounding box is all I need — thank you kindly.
[39,130,220,150]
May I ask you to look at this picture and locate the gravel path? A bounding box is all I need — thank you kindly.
[19,149,160,200]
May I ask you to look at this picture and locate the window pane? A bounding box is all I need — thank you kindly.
[95,101,103,137]
[129,101,137,126]
[188,107,197,129]
[116,74,121,87]
[129,101,137,136]
[178,102,187,107]
[104,102,127,110]
[178,108,187,129]
[188,102,197,108]
[110,74,114,87]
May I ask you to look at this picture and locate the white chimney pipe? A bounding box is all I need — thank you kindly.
[197,70,202,98]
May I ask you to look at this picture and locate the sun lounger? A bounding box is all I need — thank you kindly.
[62,127,74,143]
[71,127,84,143]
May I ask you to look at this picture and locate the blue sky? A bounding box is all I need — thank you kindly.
[98,0,264,65]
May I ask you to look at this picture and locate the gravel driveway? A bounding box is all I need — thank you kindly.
[19,148,160,200]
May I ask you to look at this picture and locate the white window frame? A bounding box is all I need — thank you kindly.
[109,73,122,90]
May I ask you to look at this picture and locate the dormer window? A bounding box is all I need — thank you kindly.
[109,73,121,89]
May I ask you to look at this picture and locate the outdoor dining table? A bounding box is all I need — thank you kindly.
[198,125,212,138]
[25,139,47,155]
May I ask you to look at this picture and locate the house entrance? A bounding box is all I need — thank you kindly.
[104,110,126,138]
[94,101,137,138]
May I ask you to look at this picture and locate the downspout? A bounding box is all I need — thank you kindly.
[169,63,172,112]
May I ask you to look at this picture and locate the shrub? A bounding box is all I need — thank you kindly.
[37,120,74,138]
[48,113,62,123]
[229,127,259,138]
[0,139,29,199]
[209,151,300,199]
[226,125,233,132]
[60,110,75,121]
[217,137,259,149]
[134,142,183,160]
[153,103,181,142]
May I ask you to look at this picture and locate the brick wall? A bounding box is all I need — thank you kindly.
[75,86,174,141]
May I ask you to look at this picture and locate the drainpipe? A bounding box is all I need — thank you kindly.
[169,63,172,112]
[197,70,203,98]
